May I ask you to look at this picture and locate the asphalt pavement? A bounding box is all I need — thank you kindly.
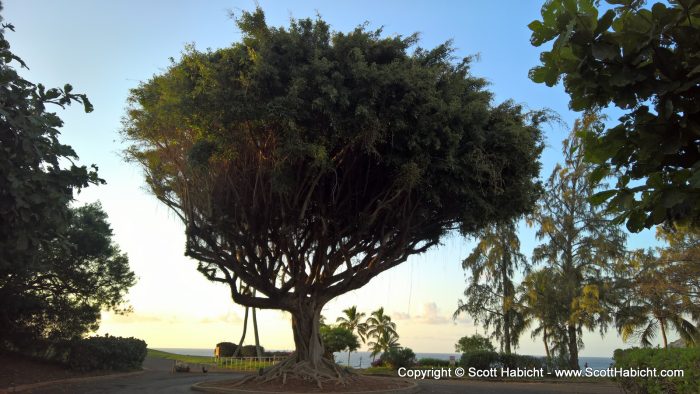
[26,357,242,393]
[24,358,622,393]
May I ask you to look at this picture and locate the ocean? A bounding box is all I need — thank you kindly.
[154,348,613,370]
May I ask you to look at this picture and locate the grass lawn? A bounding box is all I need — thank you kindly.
[146,349,214,364]
[146,349,279,371]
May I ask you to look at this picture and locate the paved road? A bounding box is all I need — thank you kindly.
[417,379,622,393]
[25,359,622,393]
[28,357,243,393]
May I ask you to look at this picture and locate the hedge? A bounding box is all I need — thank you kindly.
[68,336,147,371]
[613,347,700,394]
[216,342,238,357]
[417,357,451,367]
[460,351,545,370]
[379,348,416,369]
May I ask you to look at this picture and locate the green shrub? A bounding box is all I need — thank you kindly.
[460,351,499,370]
[613,347,700,394]
[380,348,416,369]
[418,357,450,367]
[216,342,238,357]
[499,353,544,369]
[68,336,147,371]
[240,345,264,357]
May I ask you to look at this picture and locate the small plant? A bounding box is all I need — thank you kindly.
[380,347,416,370]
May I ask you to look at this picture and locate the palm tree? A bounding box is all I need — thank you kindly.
[336,306,368,366]
[454,220,527,354]
[519,268,569,363]
[365,308,398,361]
[367,331,400,360]
[615,250,698,348]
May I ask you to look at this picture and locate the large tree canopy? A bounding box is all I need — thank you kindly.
[0,6,99,271]
[0,5,131,349]
[0,203,136,346]
[529,0,700,231]
[124,8,544,383]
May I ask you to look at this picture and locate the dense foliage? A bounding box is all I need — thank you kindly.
[0,5,99,271]
[529,0,700,231]
[454,334,496,353]
[613,347,700,394]
[455,221,528,354]
[68,336,147,372]
[1,203,135,347]
[0,8,134,356]
[320,326,359,355]
[459,351,544,371]
[417,357,451,367]
[614,225,700,348]
[379,347,416,369]
[123,7,545,370]
[528,115,626,369]
[216,342,239,357]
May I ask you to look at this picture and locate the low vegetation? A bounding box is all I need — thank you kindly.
[613,347,700,394]
[68,336,146,372]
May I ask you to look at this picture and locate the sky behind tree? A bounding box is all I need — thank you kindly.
[4,0,661,356]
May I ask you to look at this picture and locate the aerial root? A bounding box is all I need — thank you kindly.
[233,356,354,389]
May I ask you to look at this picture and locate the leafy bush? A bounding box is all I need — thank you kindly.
[613,347,700,394]
[240,345,264,357]
[216,342,238,357]
[418,357,450,367]
[380,347,416,369]
[455,334,495,353]
[68,336,147,371]
[460,351,499,370]
[499,353,544,369]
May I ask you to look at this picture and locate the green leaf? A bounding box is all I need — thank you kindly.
[590,189,617,205]
[589,165,609,184]
[595,10,616,34]
[81,95,94,113]
[591,42,619,60]
[661,190,685,208]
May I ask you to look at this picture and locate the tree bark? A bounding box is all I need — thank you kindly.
[660,319,668,349]
[543,326,551,361]
[252,290,263,359]
[502,257,512,355]
[233,306,249,358]
[567,323,579,369]
[290,303,325,368]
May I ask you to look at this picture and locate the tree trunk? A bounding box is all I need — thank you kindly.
[502,258,512,355]
[233,306,249,358]
[347,350,351,367]
[567,323,579,369]
[252,290,262,359]
[659,319,668,349]
[290,304,325,368]
[543,326,551,361]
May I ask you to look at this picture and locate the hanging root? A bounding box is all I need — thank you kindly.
[233,355,355,389]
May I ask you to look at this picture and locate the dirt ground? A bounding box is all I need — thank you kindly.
[0,353,113,389]
[202,375,415,392]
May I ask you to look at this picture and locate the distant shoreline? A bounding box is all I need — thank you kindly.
[152,348,614,370]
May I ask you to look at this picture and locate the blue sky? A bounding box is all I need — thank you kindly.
[4,0,662,356]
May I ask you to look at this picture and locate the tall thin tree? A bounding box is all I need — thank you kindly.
[529,114,626,369]
[336,306,367,366]
[454,220,527,354]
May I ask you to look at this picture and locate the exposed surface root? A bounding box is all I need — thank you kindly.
[233,356,354,389]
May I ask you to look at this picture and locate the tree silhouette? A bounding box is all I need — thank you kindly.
[336,306,367,366]
[123,8,544,385]
[455,220,528,354]
[529,114,626,369]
